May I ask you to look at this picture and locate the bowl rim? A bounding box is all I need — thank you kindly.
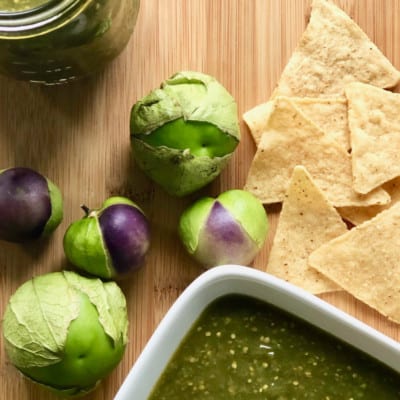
[114,264,400,399]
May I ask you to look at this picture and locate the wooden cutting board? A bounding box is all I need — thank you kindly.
[0,1,399,399]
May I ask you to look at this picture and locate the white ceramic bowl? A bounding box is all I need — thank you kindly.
[114,265,400,399]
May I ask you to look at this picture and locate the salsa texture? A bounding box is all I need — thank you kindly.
[0,0,139,84]
[0,0,49,12]
[149,295,400,399]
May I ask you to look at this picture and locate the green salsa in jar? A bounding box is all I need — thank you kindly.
[0,0,140,84]
[0,0,49,12]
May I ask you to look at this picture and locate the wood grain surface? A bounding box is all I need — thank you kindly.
[1,1,399,399]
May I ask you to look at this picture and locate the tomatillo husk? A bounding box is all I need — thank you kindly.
[2,271,128,397]
[130,71,240,196]
[63,196,150,279]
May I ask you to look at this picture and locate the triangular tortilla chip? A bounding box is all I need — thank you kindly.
[243,101,274,146]
[272,0,400,98]
[244,97,349,150]
[338,177,400,225]
[292,97,349,150]
[346,82,400,194]
[309,202,400,324]
[267,166,347,294]
[244,96,390,207]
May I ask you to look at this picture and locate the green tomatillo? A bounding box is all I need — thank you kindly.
[179,189,269,268]
[2,271,128,397]
[63,196,150,280]
[130,71,240,196]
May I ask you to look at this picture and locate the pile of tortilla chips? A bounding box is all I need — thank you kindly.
[244,0,400,324]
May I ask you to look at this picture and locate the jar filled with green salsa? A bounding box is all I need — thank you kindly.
[0,0,140,84]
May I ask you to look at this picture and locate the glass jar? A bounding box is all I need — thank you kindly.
[0,0,140,84]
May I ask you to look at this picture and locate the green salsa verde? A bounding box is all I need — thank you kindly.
[0,0,50,12]
[149,295,400,399]
[0,0,140,84]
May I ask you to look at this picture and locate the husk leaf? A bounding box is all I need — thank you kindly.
[3,271,128,370]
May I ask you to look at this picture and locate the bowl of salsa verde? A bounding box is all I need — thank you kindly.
[115,265,400,399]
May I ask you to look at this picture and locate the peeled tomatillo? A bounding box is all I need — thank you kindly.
[0,167,63,242]
[2,271,128,397]
[63,196,150,279]
[179,190,269,268]
[130,71,240,196]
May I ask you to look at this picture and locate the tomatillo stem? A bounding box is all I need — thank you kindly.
[81,205,91,216]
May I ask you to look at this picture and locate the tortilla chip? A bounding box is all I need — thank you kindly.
[244,96,390,207]
[272,0,400,98]
[309,202,400,324]
[339,177,400,225]
[346,82,400,194]
[243,101,274,146]
[267,166,347,294]
[244,97,349,150]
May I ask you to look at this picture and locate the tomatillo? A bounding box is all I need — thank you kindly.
[0,167,63,242]
[179,189,269,268]
[2,271,128,397]
[63,196,150,279]
[130,71,240,196]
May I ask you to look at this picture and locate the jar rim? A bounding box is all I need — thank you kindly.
[0,0,89,32]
